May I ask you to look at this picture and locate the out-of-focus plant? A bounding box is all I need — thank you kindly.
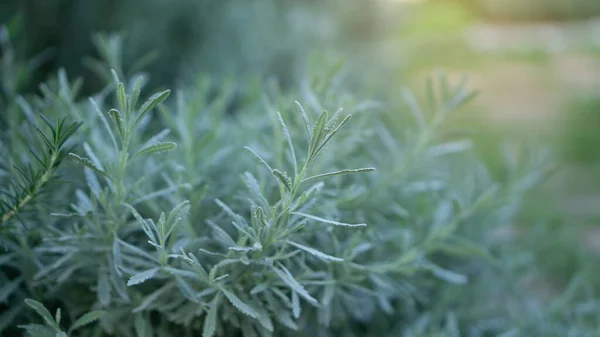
[459,0,600,21]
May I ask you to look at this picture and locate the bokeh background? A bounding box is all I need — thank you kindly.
[1,0,600,333]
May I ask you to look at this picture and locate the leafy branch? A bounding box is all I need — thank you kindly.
[1,116,81,225]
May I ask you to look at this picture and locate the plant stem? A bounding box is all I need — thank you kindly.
[1,152,58,225]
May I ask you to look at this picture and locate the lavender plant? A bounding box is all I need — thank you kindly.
[2,30,591,337]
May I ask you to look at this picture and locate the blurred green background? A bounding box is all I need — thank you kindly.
[2,0,600,333]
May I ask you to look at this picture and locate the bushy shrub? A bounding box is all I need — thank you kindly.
[0,0,386,96]
[2,14,598,337]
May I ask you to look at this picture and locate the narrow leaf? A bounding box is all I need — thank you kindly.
[272,264,317,305]
[313,114,351,157]
[294,101,312,140]
[133,283,175,313]
[272,169,292,192]
[128,268,160,286]
[129,75,145,112]
[427,140,473,157]
[222,289,259,318]
[244,146,274,174]
[116,83,127,113]
[291,212,366,227]
[425,263,467,285]
[276,111,297,174]
[24,299,59,331]
[303,168,375,182]
[308,111,328,159]
[69,311,106,333]
[292,290,300,318]
[108,109,125,137]
[134,89,171,128]
[68,154,107,177]
[132,142,176,159]
[284,240,343,262]
[113,236,122,276]
[203,293,221,337]
[97,274,111,306]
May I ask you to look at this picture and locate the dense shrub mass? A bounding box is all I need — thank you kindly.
[2,4,600,337]
[0,0,386,96]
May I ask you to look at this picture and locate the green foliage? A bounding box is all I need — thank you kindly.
[0,0,382,95]
[557,94,600,165]
[0,11,597,337]
[459,0,600,21]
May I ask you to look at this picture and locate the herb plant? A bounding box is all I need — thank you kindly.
[2,27,590,337]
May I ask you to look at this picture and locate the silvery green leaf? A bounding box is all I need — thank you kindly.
[256,306,274,332]
[90,98,118,150]
[97,274,111,306]
[108,109,125,137]
[203,293,222,337]
[272,264,317,305]
[209,259,242,282]
[166,200,190,231]
[427,140,473,157]
[19,324,55,337]
[308,110,328,159]
[112,236,122,276]
[129,75,145,112]
[134,313,151,337]
[228,242,262,252]
[284,240,343,262]
[303,167,375,182]
[291,212,366,228]
[291,290,300,319]
[244,146,274,174]
[69,154,107,177]
[116,82,127,113]
[222,289,259,318]
[109,262,130,301]
[294,101,312,140]
[134,89,170,128]
[128,268,160,286]
[24,299,59,331]
[244,172,270,210]
[312,114,352,160]
[84,167,101,199]
[132,142,176,159]
[133,283,175,313]
[424,263,467,285]
[69,310,106,333]
[272,169,292,192]
[276,310,297,330]
[276,111,297,174]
